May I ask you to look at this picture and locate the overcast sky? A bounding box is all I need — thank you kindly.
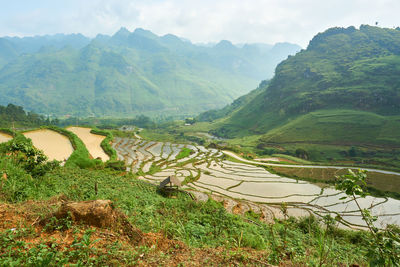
[0,0,399,47]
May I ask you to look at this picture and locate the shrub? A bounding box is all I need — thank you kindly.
[1,134,59,178]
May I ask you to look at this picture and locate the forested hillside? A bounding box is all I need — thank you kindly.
[0,103,50,127]
[0,28,300,117]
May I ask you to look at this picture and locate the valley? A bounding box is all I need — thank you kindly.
[1,19,400,265]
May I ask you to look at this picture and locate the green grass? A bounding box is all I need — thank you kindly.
[0,154,372,265]
[271,154,312,164]
[259,109,400,146]
[176,148,193,160]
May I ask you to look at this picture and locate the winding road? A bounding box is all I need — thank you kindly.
[222,150,400,176]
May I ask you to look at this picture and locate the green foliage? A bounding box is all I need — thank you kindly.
[175,147,193,160]
[0,150,377,265]
[104,160,125,171]
[0,134,59,178]
[0,227,117,266]
[335,169,368,197]
[0,103,53,128]
[206,26,400,167]
[0,128,16,137]
[335,169,400,266]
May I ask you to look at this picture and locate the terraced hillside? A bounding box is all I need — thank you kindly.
[112,137,400,229]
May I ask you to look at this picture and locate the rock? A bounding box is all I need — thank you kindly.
[54,200,115,228]
[42,199,142,243]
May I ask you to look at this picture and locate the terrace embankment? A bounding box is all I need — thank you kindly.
[67,127,109,161]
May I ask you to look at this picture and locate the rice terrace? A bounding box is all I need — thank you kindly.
[112,134,400,229]
[22,129,74,162]
[3,126,400,229]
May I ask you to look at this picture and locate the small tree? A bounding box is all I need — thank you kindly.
[335,169,400,266]
[295,148,309,159]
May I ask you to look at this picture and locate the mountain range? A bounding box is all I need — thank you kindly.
[0,28,300,117]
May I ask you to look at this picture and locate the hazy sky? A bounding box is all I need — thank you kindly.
[0,0,399,47]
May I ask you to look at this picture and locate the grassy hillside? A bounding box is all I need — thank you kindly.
[212,25,400,135]
[0,28,300,117]
[260,109,400,146]
[193,26,400,168]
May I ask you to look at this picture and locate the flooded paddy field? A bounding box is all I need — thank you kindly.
[23,129,73,161]
[0,132,12,143]
[67,127,109,161]
[112,137,400,229]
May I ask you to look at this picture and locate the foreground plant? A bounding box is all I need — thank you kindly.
[335,169,400,266]
[1,135,59,177]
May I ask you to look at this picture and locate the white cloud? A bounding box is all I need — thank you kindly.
[1,0,399,46]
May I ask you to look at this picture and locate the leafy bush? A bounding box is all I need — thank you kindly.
[0,134,59,178]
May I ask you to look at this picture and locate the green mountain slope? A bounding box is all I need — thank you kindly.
[0,28,300,117]
[206,26,400,157]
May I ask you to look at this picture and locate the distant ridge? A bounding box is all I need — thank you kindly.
[0,28,301,117]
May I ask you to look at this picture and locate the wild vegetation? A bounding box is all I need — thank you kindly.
[1,134,399,266]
